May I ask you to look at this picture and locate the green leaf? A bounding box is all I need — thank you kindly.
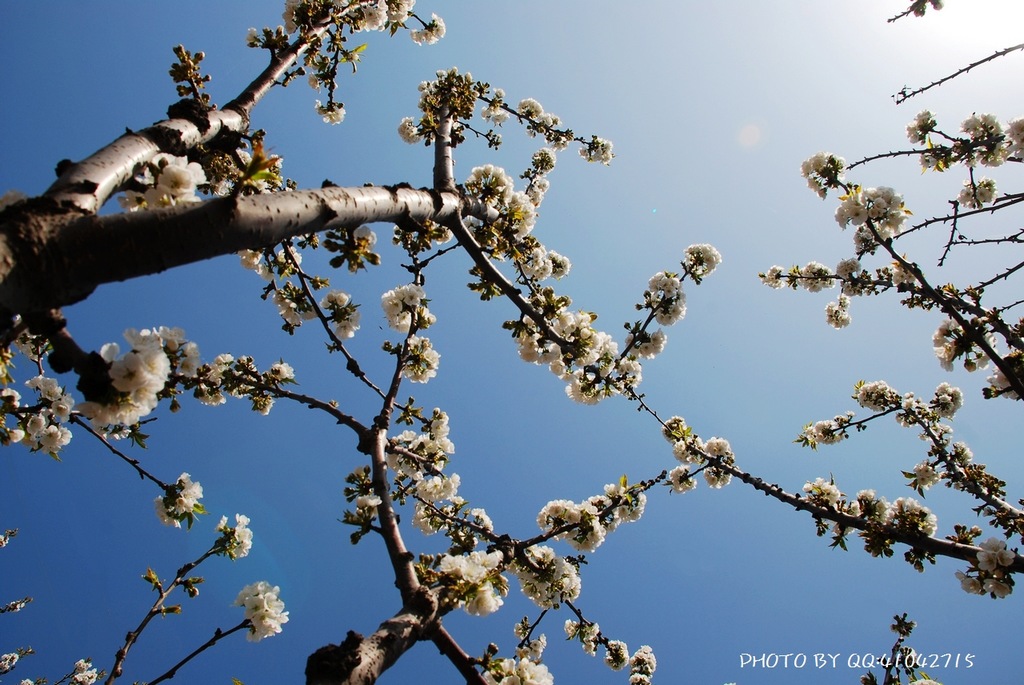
[142,567,162,590]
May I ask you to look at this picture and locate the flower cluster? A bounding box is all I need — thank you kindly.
[579,135,614,165]
[760,261,841,293]
[629,645,658,685]
[280,0,431,41]
[803,477,843,509]
[315,99,345,125]
[644,272,687,325]
[520,246,572,282]
[856,380,901,412]
[155,472,206,528]
[389,408,455,478]
[932,318,994,373]
[340,466,381,541]
[604,640,629,671]
[884,496,938,537]
[118,153,207,210]
[410,13,445,45]
[825,293,852,329]
[957,177,997,208]
[68,658,99,685]
[215,513,254,560]
[481,88,510,125]
[956,537,1016,598]
[319,289,361,339]
[512,305,643,404]
[959,113,1011,167]
[482,656,553,685]
[515,633,547,663]
[797,412,854,449]
[515,98,574,151]
[3,377,73,457]
[77,327,199,428]
[682,243,723,284]
[986,349,1024,400]
[186,353,291,415]
[510,545,581,609]
[536,480,646,553]
[663,417,736,489]
[235,581,289,641]
[0,652,18,676]
[399,335,440,383]
[905,110,937,144]
[436,550,506,616]
[834,257,864,294]
[835,185,909,241]
[381,283,434,332]
[396,117,421,145]
[911,111,1023,171]
[466,165,538,242]
[800,152,846,198]
[564,619,601,656]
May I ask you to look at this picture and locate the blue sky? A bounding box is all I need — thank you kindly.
[1,2,1022,684]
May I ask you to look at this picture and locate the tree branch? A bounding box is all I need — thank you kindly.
[0,185,496,317]
[305,589,441,685]
[720,460,1024,573]
[431,625,488,685]
[45,22,334,215]
[894,43,1024,104]
[146,621,250,685]
[433,107,457,193]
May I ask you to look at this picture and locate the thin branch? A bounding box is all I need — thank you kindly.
[69,415,167,488]
[281,243,387,400]
[894,43,1024,104]
[718,459,1024,572]
[146,621,251,685]
[106,548,219,684]
[245,380,371,439]
[430,626,488,685]
[442,213,570,349]
[878,226,1024,387]
[977,257,1024,290]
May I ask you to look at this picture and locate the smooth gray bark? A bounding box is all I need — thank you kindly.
[0,186,495,319]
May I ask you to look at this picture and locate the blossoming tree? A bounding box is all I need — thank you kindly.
[1,1,1021,684]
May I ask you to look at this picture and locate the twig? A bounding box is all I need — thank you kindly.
[894,43,1024,104]
[146,621,251,685]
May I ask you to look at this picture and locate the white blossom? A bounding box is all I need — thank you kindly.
[976,537,1015,571]
[235,581,289,641]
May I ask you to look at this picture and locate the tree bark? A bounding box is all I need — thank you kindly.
[0,186,495,320]
[44,109,248,214]
[305,589,440,685]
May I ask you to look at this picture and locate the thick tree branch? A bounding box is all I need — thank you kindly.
[305,588,441,685]
[0,186,496,318]
[433,107,457,193]
[45,22,332,215]
[43,110,249,214]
